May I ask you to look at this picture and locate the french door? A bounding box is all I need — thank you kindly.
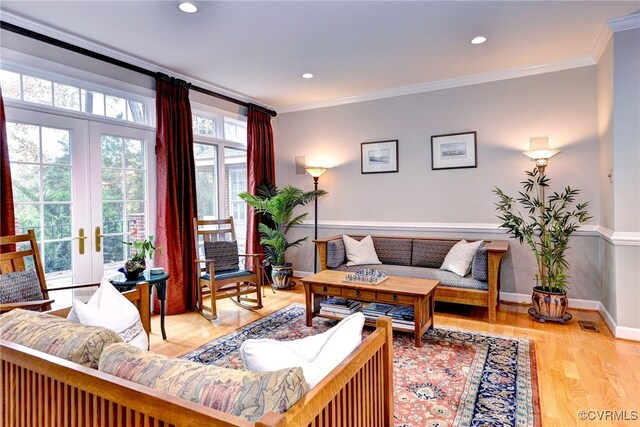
[5,107,155,289]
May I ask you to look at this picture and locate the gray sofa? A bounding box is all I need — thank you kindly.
[314,235,509,323]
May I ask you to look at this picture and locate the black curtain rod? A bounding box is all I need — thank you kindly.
[0,20,277,117]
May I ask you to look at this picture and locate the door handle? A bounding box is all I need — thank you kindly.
[95,226,106,252]
[72,228,87,255]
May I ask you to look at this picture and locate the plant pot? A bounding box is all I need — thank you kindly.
[271,264,294,289]
[531,286,568,319]
[119,259,146,281]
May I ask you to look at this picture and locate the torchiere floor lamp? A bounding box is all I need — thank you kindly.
[305,166,328,273]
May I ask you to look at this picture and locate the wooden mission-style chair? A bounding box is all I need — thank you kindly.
[193,217,263,320]
[0,229,54,312]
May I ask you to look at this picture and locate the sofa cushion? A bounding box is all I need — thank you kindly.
[0,309,122,368]
[71,278,148,350]
[411,240,456,268]
[240,312,364,389]
[334,264,488,290]
[99,342,308,422]
[326,239,346,268]
[372,238,412,266]
[441,240,483,277]
[472,242,489,282]
[0,269,43,310]
[204,240,240,273]
[343,235,381,266]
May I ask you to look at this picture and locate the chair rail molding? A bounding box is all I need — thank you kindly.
[297,220,604,237]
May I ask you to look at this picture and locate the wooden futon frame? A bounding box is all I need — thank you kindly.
[1,283,394,427]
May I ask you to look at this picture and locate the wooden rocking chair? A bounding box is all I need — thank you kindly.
[193,218,263,320]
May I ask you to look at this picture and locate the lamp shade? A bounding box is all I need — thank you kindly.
[305,166,328,178]
[523,136,560,165]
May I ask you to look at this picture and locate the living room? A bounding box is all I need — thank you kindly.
[1,2,639,426]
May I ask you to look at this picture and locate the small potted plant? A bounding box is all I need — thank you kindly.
[494,168,591,322]
[240,184,326,289]
[121,231,161,280]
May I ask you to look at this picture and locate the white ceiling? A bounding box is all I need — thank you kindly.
[1,1,638,112]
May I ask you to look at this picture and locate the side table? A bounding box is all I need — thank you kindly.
[110,270,169,340]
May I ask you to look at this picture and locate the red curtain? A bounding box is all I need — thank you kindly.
[154,74,198,314]
[246,105,275,265]
[0,89,16,251]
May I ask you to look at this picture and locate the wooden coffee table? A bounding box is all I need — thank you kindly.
[301,270,439,348]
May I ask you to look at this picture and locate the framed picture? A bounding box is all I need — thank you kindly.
[361,140,398,174]
[431,131,477,170]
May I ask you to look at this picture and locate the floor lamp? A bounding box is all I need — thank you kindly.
[522,136,560,282]
[305,166,328,273]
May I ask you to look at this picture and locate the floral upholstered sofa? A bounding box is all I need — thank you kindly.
[0,305,394,426]
[315,235,509,323]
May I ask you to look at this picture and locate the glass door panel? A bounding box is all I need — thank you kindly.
[5,108,89,295]
[90,123,154,280]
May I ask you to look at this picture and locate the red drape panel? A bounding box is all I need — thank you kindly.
[0,90,16,251]
[154,75,198,314]
[246,105,275,266]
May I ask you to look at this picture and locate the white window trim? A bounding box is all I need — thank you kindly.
[1,52,156,128]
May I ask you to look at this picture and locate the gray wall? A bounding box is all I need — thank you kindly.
[274,67,602,301]
[610,28,640,330]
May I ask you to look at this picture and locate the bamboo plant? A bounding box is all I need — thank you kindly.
[493,168,591,293]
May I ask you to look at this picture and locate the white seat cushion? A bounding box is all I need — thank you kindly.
[69,278,148,350]
[440,239,484,277]
[240,312,365,389]
[343,235,381,267]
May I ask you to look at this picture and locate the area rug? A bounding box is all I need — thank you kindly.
[182,304,540,427]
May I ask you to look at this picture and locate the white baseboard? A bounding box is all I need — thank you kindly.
[599,303,640,341]
[500,292,600,310]
[293,272,640,340]
[293,270,314,279]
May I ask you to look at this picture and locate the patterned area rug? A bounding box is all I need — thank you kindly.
[182,304,540,427]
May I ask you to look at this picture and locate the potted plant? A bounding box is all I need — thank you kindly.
[493,168,591,321]
[121,232,162,280]
[240,184,327,289]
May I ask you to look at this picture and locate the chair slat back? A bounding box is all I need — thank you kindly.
[194,218,236,244]
[0,230,49,301]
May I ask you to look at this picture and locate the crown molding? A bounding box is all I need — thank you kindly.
[606,12,640,33]
[590,23,613,62]
[277,57,595,113]
[0,11,268,110]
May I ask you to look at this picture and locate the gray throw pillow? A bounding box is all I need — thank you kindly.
[0,269,43,307]
[204,241,240,273]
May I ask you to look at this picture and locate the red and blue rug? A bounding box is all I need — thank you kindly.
[183,304,541,427]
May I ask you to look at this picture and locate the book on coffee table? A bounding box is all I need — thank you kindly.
[388,305,415,321]
[362,302,395,315]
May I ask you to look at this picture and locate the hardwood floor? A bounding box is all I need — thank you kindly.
[149,284,640,427]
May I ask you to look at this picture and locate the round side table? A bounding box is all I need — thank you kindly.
[110,270,169,340]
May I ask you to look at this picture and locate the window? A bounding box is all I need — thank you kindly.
[192,112,248,252]
[0,69,150,125]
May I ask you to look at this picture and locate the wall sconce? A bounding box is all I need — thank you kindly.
[523,136,560,172]
[305,166,329,273]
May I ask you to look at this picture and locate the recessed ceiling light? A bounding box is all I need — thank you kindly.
[470,36,487,45]
[178,2,198,14]
[302,73,314,79]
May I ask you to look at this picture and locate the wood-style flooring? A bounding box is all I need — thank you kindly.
[149,284,640,427]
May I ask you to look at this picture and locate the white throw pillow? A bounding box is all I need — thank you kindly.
[70,278,148,350]
[342,235,381,267]
[240,312,365,389]
[440,239,484,277]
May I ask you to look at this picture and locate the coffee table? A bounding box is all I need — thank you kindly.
[301,270,439,348]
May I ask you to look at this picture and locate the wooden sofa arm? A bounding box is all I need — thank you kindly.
[313,235,343,271]
[486,240,509,323]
